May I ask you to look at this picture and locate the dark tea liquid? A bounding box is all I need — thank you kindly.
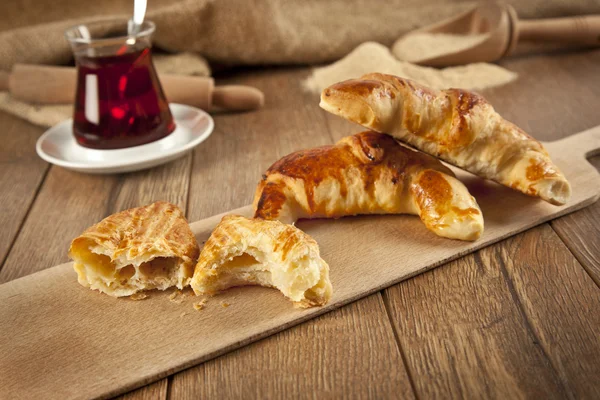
[73,48,175,149]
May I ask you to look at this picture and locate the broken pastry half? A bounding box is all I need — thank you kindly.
[320,73,571,205]
[191,215,332,308]
[69,201,200,297]
[254,131,484,241]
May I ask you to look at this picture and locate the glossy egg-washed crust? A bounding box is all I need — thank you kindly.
[320,73,571,205]
[191,215,332,307]
[69,201,200,296]
[254,131,484,241]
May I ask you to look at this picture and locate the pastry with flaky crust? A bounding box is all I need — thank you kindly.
[191,215,332,308]
[254,131,484,241]
[69,201,199,297]
[320,73,571,205]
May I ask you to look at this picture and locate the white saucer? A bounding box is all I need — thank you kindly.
[36,104,214,174]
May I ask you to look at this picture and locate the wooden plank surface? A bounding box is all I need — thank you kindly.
[384,224,600,398]
[170,294,415,399]
[0,129,598,399]
[118,381,167,400]
[551,157,600,285]
[502,226,600,398]
[0,113,48,267]
[0,48,599,399]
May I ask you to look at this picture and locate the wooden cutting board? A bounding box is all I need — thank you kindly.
[1,126,599,400]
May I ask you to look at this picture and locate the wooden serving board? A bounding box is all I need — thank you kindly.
[1,127,599,400]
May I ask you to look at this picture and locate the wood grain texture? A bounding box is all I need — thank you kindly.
[0,129,598,399]
[384,224,600,398]
[484,50,600,141]
[383,242,567,399]
[551,157,600,285]
[117,380,167,400]
[0,111,48,267]
[0,168,116,283]
[503,225,600,398]
[170,294,414,400]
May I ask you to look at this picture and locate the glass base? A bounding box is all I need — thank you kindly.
[74,121,176,150]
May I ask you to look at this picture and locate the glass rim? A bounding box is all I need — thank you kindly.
[64,19,156,45]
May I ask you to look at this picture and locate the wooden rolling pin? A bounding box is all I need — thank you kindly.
[0,64,264,112]
[395,2,600,66]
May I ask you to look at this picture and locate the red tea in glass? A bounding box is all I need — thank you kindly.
[66,20,175,150]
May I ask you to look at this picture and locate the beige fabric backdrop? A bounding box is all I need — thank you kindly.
[1,0,600,70]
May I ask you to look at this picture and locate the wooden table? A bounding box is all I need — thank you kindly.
[1,48,599,399]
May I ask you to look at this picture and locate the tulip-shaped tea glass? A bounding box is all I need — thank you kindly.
[65,20,175,149]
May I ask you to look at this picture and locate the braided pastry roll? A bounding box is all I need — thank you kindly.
[320,73,570,205]
[254,131,484,241]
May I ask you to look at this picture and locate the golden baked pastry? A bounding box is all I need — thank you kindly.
[69,201,199,297]
[320,73,571,205]
[254,131,484,241]
[191,215,332,308]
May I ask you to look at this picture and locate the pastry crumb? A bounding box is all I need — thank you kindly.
[193,299,207,311]
[169,289,186,304]
[221,301,230,308]
[129,292,148,301]
[180,312,188,318]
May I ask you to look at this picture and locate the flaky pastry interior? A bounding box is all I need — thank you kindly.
[191,215,332,308]
[320,73,571,205]
[69,201,199,297]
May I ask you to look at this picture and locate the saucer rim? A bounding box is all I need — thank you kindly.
[35,103,214,173]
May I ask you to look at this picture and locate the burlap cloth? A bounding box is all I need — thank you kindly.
[3,0,599,69]
[1,0,598,127]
